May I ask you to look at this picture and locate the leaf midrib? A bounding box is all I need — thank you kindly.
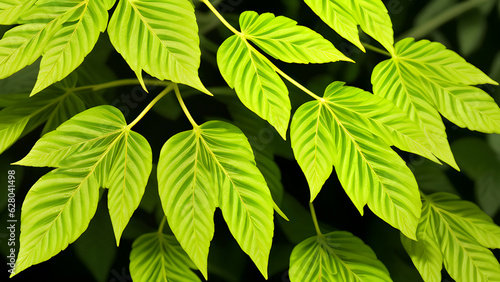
[19,129,126,265]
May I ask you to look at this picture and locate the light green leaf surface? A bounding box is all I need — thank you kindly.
[405,192,500,282]
[12,168,100,276]
[289,231,392,282]
[13,106,152,275]
[108,0,208,94]
[239,11,351,64]
[401,199,443,282]
[304,0,394,53]
[0,0,114,95]
[0,0,36,25]
[31,0,112,94]
[218,35,290,139]
[129,232,200,282]
[372,38,500,169]
[291,81,422,239]
[158,121,274,279]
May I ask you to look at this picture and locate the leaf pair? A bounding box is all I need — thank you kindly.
[291,81,434,239]
[0,0,209,96]
[402,192,500,282]
[218,11,351,139]
[12,106,152,276]
[157,121,275,279]
[0,0,114,95]
[372,38,500,169]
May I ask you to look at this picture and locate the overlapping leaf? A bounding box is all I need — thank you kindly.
[108,0,208,94]
[304,0,394,53]
[239,11,351,64]
[372,38,500,169]
[129,232,200,282]
[0,0,36,25]
[218,35,290,139]
[12,106,152,275]
[289,231,392,281]
[291,82,423,239]
[402,192,500,282]
[0,0,114,95]
[158,121,274,279]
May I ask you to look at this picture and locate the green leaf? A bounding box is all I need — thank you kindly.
[108,0,209,94]
[405,192,500,282]
[0,0,114,95]
[304,0,394,53]
[16,105,152,244]
[218,35,290,139]
[401,200,443,282]
[12,168,100,276]
[289,231,392,282]
[290,81,422,239]
[372,38,500,169]
[0,0,36,25]
[239,11,352,64]
[129,232,200,282]
[158,121,274,279]
[31,0,113,95]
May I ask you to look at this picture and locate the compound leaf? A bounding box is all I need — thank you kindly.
[32,0,113,94]
[130,232,200,282]
[218,35,290,139]
[404,192,500,282]
[15,106,152,260]
[291,82,421,239]
[304,0,394,53]
[0,0,114,95]
[239,11,351,64]
[289,231,392,282]
[108,0,208,94]
[158,121,274,279]
[373,39,500,169]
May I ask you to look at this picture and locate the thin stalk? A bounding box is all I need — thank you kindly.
[399,0,492,40]
[128,85,174,129]
[309,202,323,237]
[174,84,199,129]
[200,0,242,36]
[72,79,170,92]
[158,216,167,234]
[362,43,391,57]
[273,65,323,101]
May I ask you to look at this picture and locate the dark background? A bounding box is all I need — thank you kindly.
[1,0,500,281]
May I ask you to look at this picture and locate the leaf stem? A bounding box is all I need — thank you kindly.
[72,79,171,92]
[174,84,199,129]
[309,202,323,237]
[200,0,242,36]
[201,0,324,102]
[158,216,167,234]
[128,84,174,129]
[362,43,391,57]
[398,0,492,40]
